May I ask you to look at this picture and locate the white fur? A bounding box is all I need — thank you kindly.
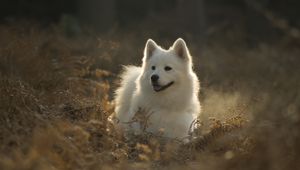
[114,38,201,139]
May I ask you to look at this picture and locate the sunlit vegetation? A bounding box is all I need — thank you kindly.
[0,21,299,169]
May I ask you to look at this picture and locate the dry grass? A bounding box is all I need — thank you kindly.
[0,21,299,170]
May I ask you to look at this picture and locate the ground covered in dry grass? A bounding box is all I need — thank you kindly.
[0,21,299,170]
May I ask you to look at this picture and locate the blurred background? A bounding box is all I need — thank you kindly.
[0,0,300,169]
[1,0,300,41]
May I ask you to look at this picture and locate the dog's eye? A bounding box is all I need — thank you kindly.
[151,66,156,70]
[164,66,172,71]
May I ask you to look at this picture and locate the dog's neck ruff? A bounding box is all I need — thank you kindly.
[152,81,174,92]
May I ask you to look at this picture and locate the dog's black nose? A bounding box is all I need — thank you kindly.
[151,74,159,82]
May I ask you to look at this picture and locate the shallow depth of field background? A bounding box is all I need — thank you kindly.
[0,0,300,169]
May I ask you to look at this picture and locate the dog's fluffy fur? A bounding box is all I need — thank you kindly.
[114,38,201,139]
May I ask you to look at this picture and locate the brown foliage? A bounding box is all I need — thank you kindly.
[0,21,299,169]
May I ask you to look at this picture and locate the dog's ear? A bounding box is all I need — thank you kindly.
[144,39,157,60]
[172,38,190,61]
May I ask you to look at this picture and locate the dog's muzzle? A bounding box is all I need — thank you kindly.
[151,74,174,92]
[152,81,174,92]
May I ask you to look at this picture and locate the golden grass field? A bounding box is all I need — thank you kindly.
[0,21,299,170]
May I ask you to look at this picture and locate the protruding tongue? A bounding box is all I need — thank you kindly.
[153,85,162,92]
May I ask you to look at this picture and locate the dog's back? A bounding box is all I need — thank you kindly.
[114,66,141,123]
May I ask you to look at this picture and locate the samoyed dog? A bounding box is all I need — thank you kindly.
[114,38,201,139]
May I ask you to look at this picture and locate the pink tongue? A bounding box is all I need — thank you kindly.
[153,85,161,91]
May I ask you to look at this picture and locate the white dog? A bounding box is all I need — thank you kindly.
[114,38,201,139]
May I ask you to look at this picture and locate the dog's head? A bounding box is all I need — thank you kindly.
[141,38,193,92]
